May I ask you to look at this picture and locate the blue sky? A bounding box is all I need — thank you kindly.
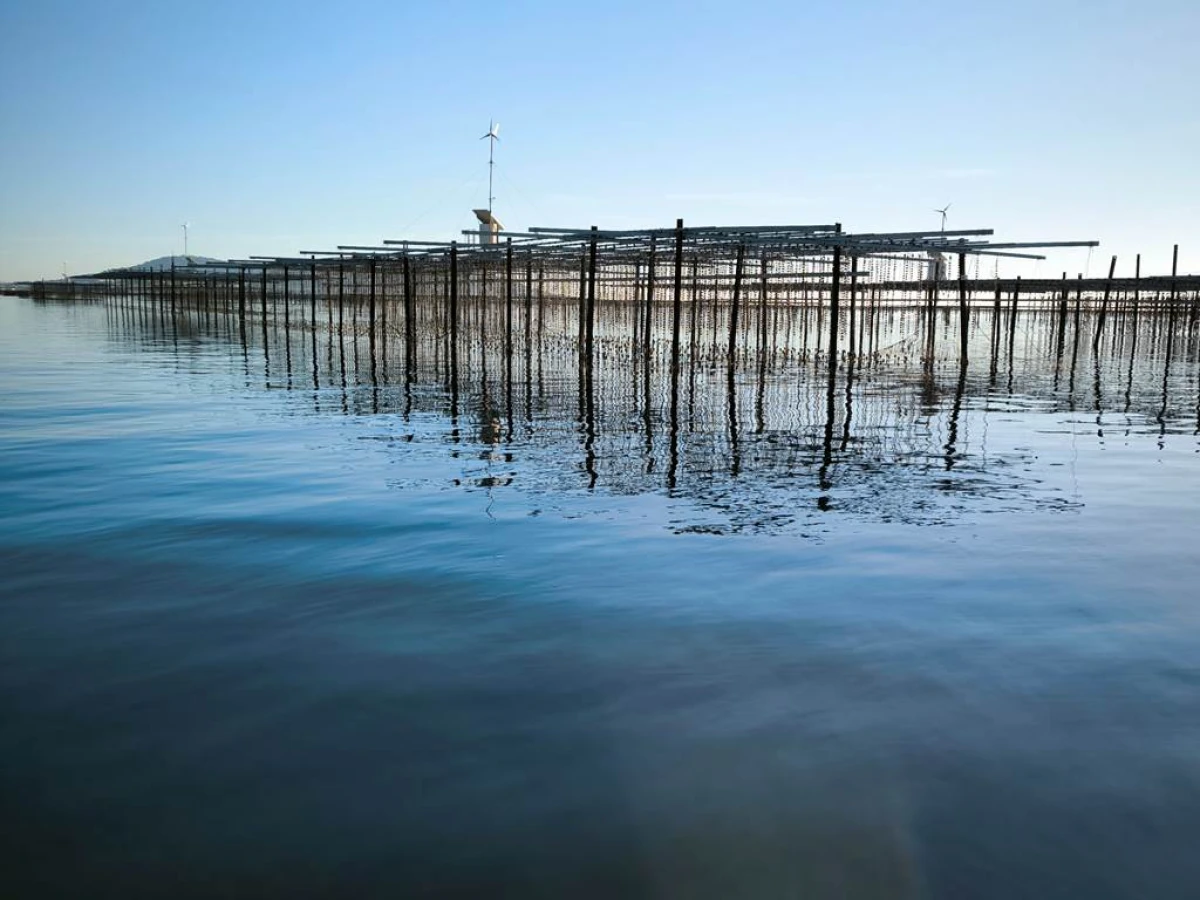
[1,0,1197,281]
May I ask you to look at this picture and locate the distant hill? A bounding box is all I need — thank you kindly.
[122,255,225,272]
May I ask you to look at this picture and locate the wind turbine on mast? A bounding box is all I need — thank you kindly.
[934,204,951,232]
[480,121,500,215]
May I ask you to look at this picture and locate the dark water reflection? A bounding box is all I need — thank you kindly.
[2,297,1200,898]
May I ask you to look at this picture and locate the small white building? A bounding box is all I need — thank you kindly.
[473,209,503,246]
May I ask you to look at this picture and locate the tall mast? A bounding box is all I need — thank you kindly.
[481,121,500,216]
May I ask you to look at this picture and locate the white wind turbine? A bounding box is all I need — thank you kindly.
[934,204,951,232]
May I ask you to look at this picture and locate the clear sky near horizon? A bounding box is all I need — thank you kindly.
[1,0,1197,282]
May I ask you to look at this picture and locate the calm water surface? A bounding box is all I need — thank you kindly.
[2,296,1200,897]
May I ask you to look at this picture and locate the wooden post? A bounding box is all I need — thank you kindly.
[957,251,969,364]
[645,235,657,361]
[688,258,700,367]
[585,227,598,367]
[505,238,515,404]
[1170,244,1179,308]
[258,264,266,323]
[818,245,843,494]
[727,243,746,362]
[667,219,685,489]
[1091,255,1117,352]
[309,262,317,330]
[577,248,587,348]
[450,242,459,382]
[403,253,414,374]
[337,260,345,333]
[669,218,685,420]
[1008,276,1020,357]
[1165,244,1180,362]
[828,246,842,367]
[524,250,533,356]
[537,266,545,348]
[505,238,514,360]
[379,261,387,365]
[368,257,377,339]
[849,255,861,362]
[1133,253,1142,314]
[1055,272,1068,363]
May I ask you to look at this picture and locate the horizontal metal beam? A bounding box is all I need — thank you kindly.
[529,224,838,237]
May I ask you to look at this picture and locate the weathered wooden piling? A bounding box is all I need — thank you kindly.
[1093,255,1117,352]
[667,220,685,490]
[449,242,459,387]
[727,243,746,363]
[238,267,246,328]
[818,245,843,494]
[957,251,969,364]
[669,218,685,423]
[585,227,597,369]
